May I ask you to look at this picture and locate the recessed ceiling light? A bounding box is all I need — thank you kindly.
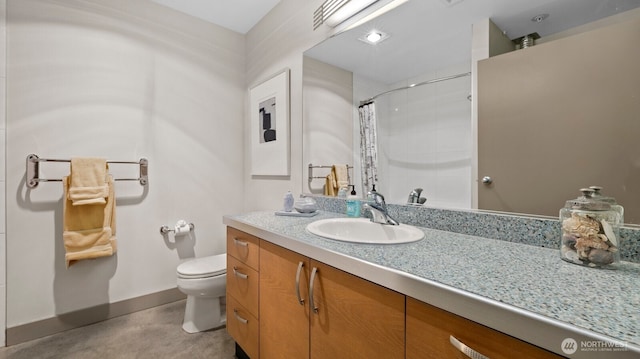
[366,32,383,43]
[359,30,389,45]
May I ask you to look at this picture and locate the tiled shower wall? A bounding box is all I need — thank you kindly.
[362,62,472,209]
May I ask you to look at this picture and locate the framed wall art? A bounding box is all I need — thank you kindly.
[249,69,290,176]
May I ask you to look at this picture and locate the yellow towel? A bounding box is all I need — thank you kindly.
[333,165,349,190]
[323,165,349,196]
[63,174,117,268]
[324,172,336,196]
[68,157,109,205]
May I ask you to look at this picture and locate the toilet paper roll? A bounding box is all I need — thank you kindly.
[174,224,191,235]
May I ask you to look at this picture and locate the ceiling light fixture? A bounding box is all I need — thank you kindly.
[531,13,549,23]
[358,30,389,44]
[314,0,378,29]
[337,0,408,33]
[366,32,383,43]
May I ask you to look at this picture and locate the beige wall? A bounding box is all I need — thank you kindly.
[3,0,353,337]
[302,56,353,194]
[243,0,331,210]
[6,0,244,329]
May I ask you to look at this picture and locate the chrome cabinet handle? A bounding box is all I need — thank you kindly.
[309,267,319,313]
[233,309,248,324]
[295,261,305,305]
[450,335,490,359]
[233,266,248,279]
[481,176,493,185]
[233,238,248,247]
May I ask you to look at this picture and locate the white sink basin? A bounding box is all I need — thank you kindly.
[306,218,425,244]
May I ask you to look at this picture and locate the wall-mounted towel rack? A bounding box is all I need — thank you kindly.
[26,154,149,189]
[308,163,353,184]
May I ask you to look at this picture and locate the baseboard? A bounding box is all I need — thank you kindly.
[6,287,186,346]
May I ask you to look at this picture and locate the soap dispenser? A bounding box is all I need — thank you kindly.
[283,191,294,212]
[366,184,378,206]
[346,185,361,217]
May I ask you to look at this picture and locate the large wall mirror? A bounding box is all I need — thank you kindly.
[303,0,640,225]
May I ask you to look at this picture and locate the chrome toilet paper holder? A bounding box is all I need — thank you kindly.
[160,220,195,235]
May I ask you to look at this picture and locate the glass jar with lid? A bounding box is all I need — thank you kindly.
[589,185,624,225]
[560,188,621,268]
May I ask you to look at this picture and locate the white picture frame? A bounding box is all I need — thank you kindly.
[250,69,290,176]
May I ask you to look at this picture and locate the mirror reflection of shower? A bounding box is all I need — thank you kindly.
[355,63,472,209]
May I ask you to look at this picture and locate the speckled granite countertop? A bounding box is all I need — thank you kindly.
[223,211,640,358]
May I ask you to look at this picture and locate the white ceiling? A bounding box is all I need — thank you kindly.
[150,0,281,34]
[149,0,640,84]
[305,0,640,84]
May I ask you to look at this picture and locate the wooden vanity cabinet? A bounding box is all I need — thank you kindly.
[226,228,261,359]
[406,297,563,359]
[228,226,559,359]
[259,240,405,359]
[259,240,310,358]
[309,260,405,359]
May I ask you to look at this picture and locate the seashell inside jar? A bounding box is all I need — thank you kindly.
[560,188,621,268]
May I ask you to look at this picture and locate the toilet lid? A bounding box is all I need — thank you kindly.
[177,254,226,279]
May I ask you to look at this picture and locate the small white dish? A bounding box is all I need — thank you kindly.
[294,197,318,213]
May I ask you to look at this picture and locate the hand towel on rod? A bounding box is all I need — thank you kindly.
[323,164,349,196]
[63,174,117,268]
[324,171,336,196]
[68,157,109,205]
[333,164,349,190]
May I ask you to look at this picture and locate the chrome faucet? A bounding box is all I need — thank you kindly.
[407,188,426,205]
[362,192,399,226]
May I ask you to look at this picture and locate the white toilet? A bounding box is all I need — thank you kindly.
[176,253,227,333]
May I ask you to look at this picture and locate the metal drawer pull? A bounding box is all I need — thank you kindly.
[233,266,248,279]
[233,238,248,247]
[295,261,305,305]
[309,267,319,313]
[233,309,249,324]
[450,335,490,359]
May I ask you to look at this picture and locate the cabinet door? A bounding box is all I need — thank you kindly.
[309,260,405,359]
[260,241,310,359]
[406,297,563,359]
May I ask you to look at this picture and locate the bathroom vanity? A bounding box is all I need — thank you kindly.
[223,211,639,359]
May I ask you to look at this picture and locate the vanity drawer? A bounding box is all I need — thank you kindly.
[227,227,260,271]
[227,254,259,318]
[227,294,259,359]
[406,297,563,359]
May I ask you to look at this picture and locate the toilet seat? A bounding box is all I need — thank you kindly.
[177,254,226,279]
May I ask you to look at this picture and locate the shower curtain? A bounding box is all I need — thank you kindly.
[358,101,378,194]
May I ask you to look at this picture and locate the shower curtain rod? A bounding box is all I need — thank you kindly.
[359,71,471,106]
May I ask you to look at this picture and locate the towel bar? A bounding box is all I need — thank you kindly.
[26,154,149,189]
[308,163,353,184]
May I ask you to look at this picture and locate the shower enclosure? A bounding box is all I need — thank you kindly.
[355,63,472,208]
